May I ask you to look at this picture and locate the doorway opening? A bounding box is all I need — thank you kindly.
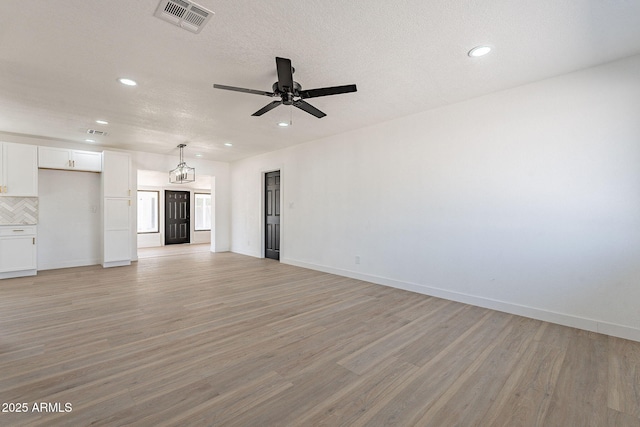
[265,170,280,260]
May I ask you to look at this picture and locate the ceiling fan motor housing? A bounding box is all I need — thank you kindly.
[272,81,302,105]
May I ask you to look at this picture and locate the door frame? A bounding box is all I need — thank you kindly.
[260,168,283,259]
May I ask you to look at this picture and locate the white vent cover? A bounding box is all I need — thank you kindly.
[87,129,107,136]
[154,0,214,34]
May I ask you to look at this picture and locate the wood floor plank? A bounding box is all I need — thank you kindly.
[337,299,455,375]
[544,332,611,426]
[1,249,640,426]
[292,356,419,426]
[410,316,540,426]
[347,310,509,427]
[608,336,640,419]
[480,332,568,426]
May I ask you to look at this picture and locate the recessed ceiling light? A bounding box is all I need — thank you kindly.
[468,45,492,57]
[195,153,203,157]
[224,142,233,147]
[277,122,290,127]
[85,139,95,143]
[117,78,137,86]
[95,120,109,125]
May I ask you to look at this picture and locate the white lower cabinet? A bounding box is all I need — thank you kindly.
[0,225,37,278]
[103,198,131,266]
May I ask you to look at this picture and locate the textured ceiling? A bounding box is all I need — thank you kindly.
[1,0,640,162]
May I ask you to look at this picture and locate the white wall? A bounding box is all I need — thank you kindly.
[38,169,101,269]
[230,54,640,341]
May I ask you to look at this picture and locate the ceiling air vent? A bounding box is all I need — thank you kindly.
[154,0,214,34]
[87,129,107,136]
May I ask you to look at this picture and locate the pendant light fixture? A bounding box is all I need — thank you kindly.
[169,143,195,184]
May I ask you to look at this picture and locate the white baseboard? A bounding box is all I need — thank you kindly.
[231,248,260,257]
[281,257,640,343]
[102,260,131,268]
[38,259,101,271]
[0,269,37,279]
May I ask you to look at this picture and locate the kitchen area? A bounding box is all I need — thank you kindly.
[0,141,133,279]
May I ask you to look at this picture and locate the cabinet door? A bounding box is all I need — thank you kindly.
[102,151,131,198]
[72,150,102,172]
[105,198,130,230]
[104,230,131,263]
[0,236,36,272]
[38,146,72,169]
[3,143,38,196]
[104,198,131,263]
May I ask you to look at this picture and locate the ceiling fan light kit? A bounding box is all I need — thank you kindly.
[214,57,357,119]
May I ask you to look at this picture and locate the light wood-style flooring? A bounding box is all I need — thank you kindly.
[1,251,640,426]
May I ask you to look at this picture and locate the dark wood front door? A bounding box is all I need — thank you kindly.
[165,190,190,245]
[265,171,280,260]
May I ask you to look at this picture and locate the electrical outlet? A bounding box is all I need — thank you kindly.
[355,256,360,264]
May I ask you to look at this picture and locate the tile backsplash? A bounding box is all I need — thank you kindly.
[0,197,38,224]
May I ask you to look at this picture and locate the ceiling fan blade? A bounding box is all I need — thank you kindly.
[275,57,294,93]
[252,100,283,116]
[300,84,357,99]
[213,84,275,97]
[293,100,326,118]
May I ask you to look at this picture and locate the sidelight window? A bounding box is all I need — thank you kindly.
[137,191,159,233]
[195,193,211,231]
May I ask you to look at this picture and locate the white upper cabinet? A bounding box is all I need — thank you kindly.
[38,147,102,172]
[70,150,102,172]
[102,151,131,198]
[0,142,38,197]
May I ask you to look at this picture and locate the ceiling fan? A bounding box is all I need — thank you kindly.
[213,57,357,119]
